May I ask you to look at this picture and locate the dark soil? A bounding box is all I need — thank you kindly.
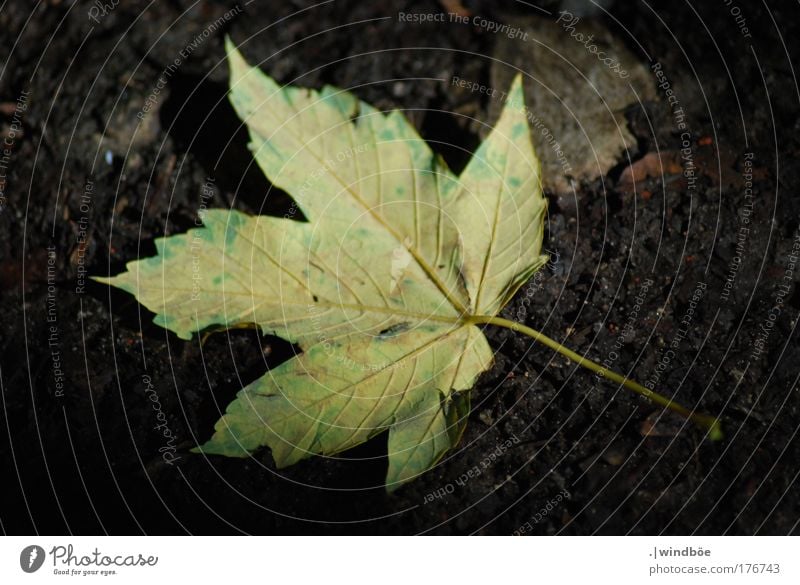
[1,0,798,535]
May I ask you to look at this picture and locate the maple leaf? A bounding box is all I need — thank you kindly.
[96,39,720,491]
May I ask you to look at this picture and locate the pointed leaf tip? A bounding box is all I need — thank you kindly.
[507,73,527,109]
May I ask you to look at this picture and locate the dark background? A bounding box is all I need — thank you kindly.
[0,0,798,534]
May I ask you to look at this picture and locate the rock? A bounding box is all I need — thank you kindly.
[490,14,656,192]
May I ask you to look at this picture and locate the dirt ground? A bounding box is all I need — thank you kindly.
[1,0,798,534]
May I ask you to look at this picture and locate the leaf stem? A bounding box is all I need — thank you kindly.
[468,315,723,440]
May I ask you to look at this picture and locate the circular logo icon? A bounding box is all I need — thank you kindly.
[20,545,45,573]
